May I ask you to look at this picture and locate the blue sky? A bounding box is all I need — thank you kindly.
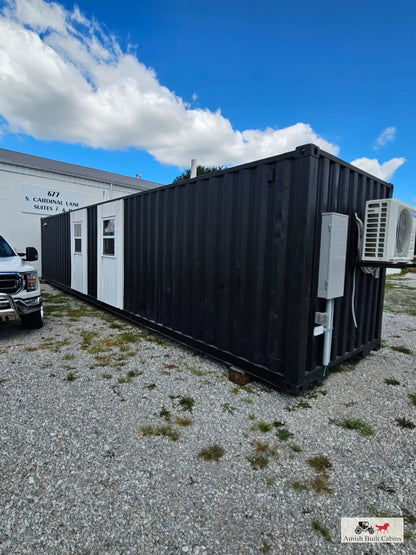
[0,0,415,205]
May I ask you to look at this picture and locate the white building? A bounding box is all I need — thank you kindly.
[0,148,162,273]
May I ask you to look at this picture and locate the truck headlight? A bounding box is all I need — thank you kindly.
[24,272,38,292]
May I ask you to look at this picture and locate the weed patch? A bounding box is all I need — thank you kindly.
[260,540,272,553]
[293,455,333,495]
[26,338,70,353]
[286,400,312,412]
[377,481,396,493]
[291,481,309,492]
[175,417,192,427]
[94,354,112,367]
[232,384,255,395]
[221,403,235,414]
[178,396,195,412]
[118,370,142,384]
[331,355,363,373]
[159,407,171,422]
[307,455,332,473]
[247,453,269,470]
[330,417,375,436]
[310,474,332,495]
[139,425,179,441]
[276,428,294,441]
[252,421,273,433]
[198,445,225,462]
[312,520,332,542]
[391,345,413,355]
[246,440,279,470]
[396,417,415,429]
[384,377,401,386]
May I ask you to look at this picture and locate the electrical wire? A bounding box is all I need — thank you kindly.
[352,265,358,328]
[352,213,380,329]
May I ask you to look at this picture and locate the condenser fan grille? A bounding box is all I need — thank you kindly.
[363,202,388,259]
[395,208,412,256]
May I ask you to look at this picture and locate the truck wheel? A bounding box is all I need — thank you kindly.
[21,308,44,329]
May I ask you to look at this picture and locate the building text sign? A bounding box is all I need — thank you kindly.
[22,185,82,215]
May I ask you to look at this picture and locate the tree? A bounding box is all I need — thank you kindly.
[172,165,224,183]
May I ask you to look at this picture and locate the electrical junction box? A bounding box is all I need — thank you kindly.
[317,213,349,299]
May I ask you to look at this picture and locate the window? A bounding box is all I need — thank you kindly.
[0,235,14,258]
[103,218,115,256]
[74,222,82,253]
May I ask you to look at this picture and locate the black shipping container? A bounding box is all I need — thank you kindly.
[41,144,392,394]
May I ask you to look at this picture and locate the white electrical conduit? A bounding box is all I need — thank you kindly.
[322,298,335,369]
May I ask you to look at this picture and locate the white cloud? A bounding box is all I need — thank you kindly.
[374,126,396,149]
[0,0,340,168]
[350,157,406,181]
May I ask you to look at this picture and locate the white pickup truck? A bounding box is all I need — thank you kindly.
[0,235,43,329]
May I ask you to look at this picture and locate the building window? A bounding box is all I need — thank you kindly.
[74,222,82,253]
[103,218,115,256]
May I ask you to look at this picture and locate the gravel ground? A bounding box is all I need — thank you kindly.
[1,273,415,554]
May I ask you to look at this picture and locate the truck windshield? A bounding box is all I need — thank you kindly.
[0,236,15,258]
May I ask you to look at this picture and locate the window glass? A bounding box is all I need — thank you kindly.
[0,236,14,258]
[103,218,115,236]
[74,222,82,253]
[103,218,115,256]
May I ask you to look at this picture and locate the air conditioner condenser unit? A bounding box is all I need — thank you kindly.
[362,198,416,264]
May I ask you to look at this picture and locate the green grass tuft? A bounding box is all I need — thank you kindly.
[307,455,332,473]
[391,345,413,355]
[198,444,225,462]
[312,520,332,542]
[277,428,294,441]
[330,417,375,436]
[252,421,273,433]
[139,424,179,441]
[159,407,171,421]
[178,396,195,412]
[246,441,279,470]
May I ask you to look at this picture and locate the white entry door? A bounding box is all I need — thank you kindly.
[70,209,88,294]
[97,200,124,309]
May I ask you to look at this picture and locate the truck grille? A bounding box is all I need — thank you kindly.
[0,273,23,294]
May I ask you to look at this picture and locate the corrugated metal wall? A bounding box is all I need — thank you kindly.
[42,145,393,393]
[308,153,392,384]
[41,211,71,286]
[122,145,392,392]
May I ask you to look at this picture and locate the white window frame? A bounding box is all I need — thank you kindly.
[73,222,82,254]
[102,217,116,257]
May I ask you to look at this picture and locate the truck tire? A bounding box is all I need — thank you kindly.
[21,308,44,329]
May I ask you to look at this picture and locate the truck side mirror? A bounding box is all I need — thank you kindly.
[25,247,38,261]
